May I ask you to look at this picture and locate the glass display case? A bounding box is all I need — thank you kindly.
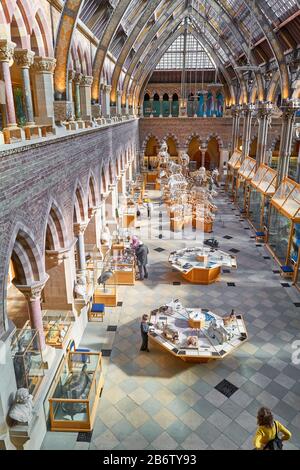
[109,251,136,285]
[248,165,277,231]
[226,150,242,195]
[268,178,300,266]
[49,351,104,432]
[93,255,118,307]
[42,311,73,349]
[11,328,44,397]
[236,157,256,210]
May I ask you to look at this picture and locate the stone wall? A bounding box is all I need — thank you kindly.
[0,120,139,336]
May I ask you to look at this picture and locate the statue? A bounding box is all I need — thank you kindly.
[9,388,33,425]
[74,275,86,298]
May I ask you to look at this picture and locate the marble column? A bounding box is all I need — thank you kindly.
[241,103,255,161]
[200,142,208,168]
[80,75,93,122]
[68,69,75,117]
[148,98,153,117]
[0,40,23,143]
[74,72,82,120]
[159,97,163,118]
[14,49,41,140]
[32,56,56,127]
[74,223,87,271]
[231,105,240,152]
[276,99,300,187]
[117,90,122,116]
[256,102,273,166]
[14,280,48,350]
[169,99,173,118]
[125,94,130,115]
[104,85,111,118]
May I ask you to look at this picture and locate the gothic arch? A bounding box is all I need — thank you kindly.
[73,181,87,224]
[43,199,68,252]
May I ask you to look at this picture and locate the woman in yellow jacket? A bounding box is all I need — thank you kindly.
[253,407,292,450]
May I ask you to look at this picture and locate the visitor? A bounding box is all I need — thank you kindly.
[130,235,140,252]
[146,202,153,220]
[253,407,291,450]
[135,241,149,280]
[140,314,150,352]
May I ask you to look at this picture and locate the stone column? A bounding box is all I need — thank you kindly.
[200,142,208,168]
[231,104,243,153]
[104,85,111,118]
[74,72,82,120]
[74,223,87,271]
[32,56,56,128]
[0,40,23,143]
[276,99,300,187]
[80,75,93,123]
[125,94,130,115]
[44,246,76,310]
[149,98,154,117]
[169,98,173,118]
[68,69,75,116]
[159,96,163,118]
[14,49,41,140]
[14,280,48,350]
[116,90,122,116]
[256,102,273,166]
[241,103,255,161]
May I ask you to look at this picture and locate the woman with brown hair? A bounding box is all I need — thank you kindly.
[253,407,292,450]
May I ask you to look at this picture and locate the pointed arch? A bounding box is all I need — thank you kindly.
[44,200,68,252]
[73,181,87,224]
[87,171,99,209]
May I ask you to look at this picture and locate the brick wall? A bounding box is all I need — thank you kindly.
[0,120,139,336]
[139,117,282,151]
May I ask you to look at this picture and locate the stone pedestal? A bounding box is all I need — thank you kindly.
[54,100,73,123]
[92,103,101,119]
[32,56,56,127]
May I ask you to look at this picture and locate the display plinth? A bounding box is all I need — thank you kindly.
[94,286,117,307]
[146,172,158,183]
[192,218,213,232]
[123,213,136,228]
[170,218,184,232]
[148,301,247,363]
[169,247,237,285]
[182,265,221,284]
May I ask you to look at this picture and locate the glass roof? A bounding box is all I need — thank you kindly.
[156,34,216,70]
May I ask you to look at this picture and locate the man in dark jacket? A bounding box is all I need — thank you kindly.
[135,241,149,280]
[140,314,150,352]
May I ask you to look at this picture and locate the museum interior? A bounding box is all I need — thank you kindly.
[1,0,300,451]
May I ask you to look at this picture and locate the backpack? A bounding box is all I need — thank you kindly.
[263,422,283,450]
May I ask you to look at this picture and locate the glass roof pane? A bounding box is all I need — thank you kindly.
[265,0,298,21]
[156,34,216,70]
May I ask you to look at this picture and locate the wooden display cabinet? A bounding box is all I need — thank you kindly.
[94,285,117,307]
[49,352,104,432]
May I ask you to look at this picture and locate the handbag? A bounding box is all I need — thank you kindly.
[263,421,283,450]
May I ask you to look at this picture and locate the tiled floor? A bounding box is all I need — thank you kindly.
[42,188,300,450]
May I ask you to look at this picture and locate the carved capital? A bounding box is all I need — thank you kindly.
[104,85,112,93]
[14,276,49,302]
[68,69,76,81]
[45,248,70,268]
[14,49,35,68]
[80,75,93,87]
[33,56,56,74]
[75,72,82,84]
[0,40,16,63]
[73,222,88,236]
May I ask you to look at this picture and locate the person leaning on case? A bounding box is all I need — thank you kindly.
[253,407,291,450]
[140,314,150,352]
